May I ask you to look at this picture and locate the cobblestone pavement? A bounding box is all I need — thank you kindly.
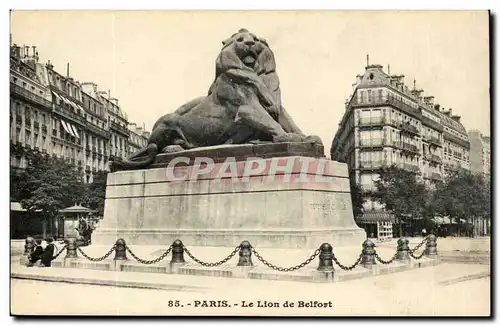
[11,263,490,316]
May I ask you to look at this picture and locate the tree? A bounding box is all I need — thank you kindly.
[435,170,490,236]
[350,181,365,219]
[83,170,108,217]
[18,152,86,237]
[372,165,428,237]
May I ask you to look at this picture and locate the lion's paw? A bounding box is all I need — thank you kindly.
[273,133,306,143]
[161,145,184,153]
[303,135,323,145]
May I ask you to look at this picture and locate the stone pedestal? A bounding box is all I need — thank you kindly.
[93,144,366,249]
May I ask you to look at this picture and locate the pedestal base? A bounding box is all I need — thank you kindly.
[93,145,366,249]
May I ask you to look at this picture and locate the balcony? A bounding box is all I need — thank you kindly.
[421,115,443,132]
[443,131,470,149]
[10,82,52,109]
[110,121,130,137]
[430,172,442,181]
[444,162,459,171]
[397,163,420,173]
[428,136,442,147]
[359,117,385,127]
[53,104,86,126]
[400,122,419,136]
[86,122,109,139]
[42,124,47,134]
[359,138,385,148]
[359,160,386,171]
[430,154,442,164]
[394,141,420,155]
[34,121,40,130]
[350,95,422,119]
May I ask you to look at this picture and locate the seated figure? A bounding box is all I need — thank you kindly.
[26,238,43,267]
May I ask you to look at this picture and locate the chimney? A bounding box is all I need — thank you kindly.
[67,62,70,77]
[424,96,435,106]
[46,60,54,70]
[110,97,119,106]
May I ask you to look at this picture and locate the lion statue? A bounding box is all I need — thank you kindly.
[111,28,322,170]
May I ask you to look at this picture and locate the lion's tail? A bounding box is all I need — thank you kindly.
[110,144,158,170]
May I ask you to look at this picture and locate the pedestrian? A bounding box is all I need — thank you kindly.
[40,237,56,267]
[26,238,43,267]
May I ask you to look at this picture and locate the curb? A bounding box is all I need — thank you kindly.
[437,270,491,286]
[10,272,208,292]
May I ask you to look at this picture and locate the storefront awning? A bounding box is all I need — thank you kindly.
[356,211,395,224]
[61,120,76,137]
[69,124,80,139]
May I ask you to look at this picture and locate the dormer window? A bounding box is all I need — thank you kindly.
[369,73,374,80]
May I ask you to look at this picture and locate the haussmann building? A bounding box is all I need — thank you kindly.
[330,63,470,239]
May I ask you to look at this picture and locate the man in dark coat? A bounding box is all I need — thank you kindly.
[27,238,43,267]
[40,237,56,267]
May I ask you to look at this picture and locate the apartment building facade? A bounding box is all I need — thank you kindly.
[9,42,149,181]
[331,63,470,237]
[468,130,491,176]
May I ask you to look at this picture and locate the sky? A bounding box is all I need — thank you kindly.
[10,11,490,154]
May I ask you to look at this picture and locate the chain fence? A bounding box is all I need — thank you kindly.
[332,253,363,271]
[126,245,173,264]
[374,252,398,265]
[183,245,240,267]
[408,238,427,260]
[251,247,320,272]
[77,246,116,262]
[52,245,67,260]
[41,235,433,272]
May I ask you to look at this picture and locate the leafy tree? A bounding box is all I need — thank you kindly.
[83,170,108,217]
[372,165,428,237]
[350,181,365,219]
[434,170,490,236]
[17,151,86,237]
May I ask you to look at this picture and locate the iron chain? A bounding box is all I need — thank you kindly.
[409,248,426,260]
[332,253,363,271]
[409,238,426,254]
[251,248,321,272]
[183,245,240,267]
[408,238,427,260]
[375,251,398,265]
[52,245,67,260]
[77,246,116,262]
[126,245,173,264]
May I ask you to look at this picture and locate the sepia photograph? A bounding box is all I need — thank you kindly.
[8,9,491,317]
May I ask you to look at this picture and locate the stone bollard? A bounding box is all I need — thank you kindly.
[396,238,410,262]
[237,241,253,266]
[317,243,334,272]
[170,239,185,264]
[361,239,377,267]
[424,234,438,257]
[24,236,35,256]
[113,238,128,260]
[65,238,78,259]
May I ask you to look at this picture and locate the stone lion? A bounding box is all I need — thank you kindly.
[112,28,322,169]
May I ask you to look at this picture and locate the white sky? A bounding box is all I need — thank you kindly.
[10,11,490,154]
